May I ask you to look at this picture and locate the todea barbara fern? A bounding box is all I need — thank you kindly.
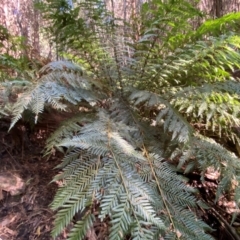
[7,36,240,240]
[8,61,215,239]
[5,1,240,238]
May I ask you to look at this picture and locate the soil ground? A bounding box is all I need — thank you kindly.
[0,121,67,240]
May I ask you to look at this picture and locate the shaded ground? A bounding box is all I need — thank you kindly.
[0,121,66,240]
[0,120,240,240]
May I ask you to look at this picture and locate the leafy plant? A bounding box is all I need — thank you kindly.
[3,0,240,239]
[0,24,42,82]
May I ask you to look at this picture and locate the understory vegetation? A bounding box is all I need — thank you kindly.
[1,0,240,239]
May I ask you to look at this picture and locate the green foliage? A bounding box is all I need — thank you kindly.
[49,109,212,240]
[175,135,240,201]
[0,79,32,119]
[9,60,100,129]
[196,12,240,37]
[0,24,41,81]
[3,0,240,239]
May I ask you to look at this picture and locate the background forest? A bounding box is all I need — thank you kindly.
[1,0,240,239]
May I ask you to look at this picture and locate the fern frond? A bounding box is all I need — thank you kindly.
[130,90,193,143]
[196,12,240,37]
[178,135,240,202]
[68,214,95,240]
[108,192,132,240]
[39,60,84,75]
[59,111,146,162]
[173,87,240,140]
[53,150,91,180]
[49,110,213,239]
[10,61,101,129]
[52,192,88,237]
[45,112,96,155]
[151,161,213,240]
[10,90,37,128]
[51,158,100,211]
[132,32,240,92]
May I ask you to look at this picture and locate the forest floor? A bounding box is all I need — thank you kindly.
[0,120,239,240]
[0,121,68,240]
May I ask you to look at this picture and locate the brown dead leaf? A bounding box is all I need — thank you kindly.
[205,167,220,180]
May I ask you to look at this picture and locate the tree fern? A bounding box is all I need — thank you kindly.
[5,0,240,239]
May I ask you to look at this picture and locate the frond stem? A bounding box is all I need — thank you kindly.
[143,144,180,239]
[106,119,141,230]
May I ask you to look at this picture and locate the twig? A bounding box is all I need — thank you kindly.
[210,206,240,240]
